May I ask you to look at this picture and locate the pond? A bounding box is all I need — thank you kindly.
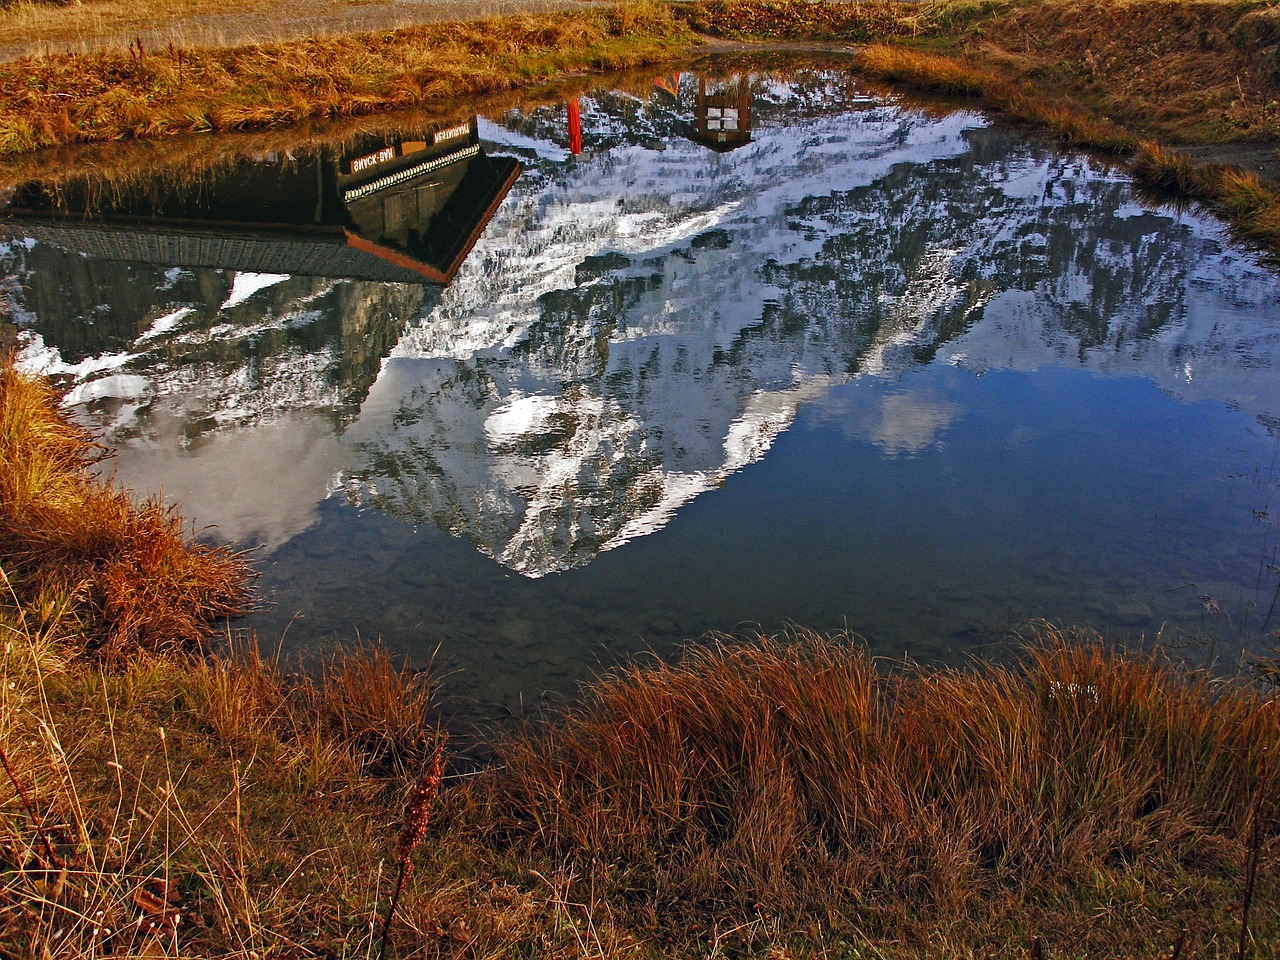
[4,59,1280,727]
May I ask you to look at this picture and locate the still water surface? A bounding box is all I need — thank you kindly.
[4,64,1280,722]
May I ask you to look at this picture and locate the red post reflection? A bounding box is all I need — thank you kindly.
[568,99,582,156]
[654,72,681,97]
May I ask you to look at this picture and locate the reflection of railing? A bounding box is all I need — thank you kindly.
[568,99,582,156]
[2,221,440,284]
[343,144,481,202]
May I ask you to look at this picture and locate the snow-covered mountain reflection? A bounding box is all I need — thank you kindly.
[333,83,1280,577]
[5,69,1280,579]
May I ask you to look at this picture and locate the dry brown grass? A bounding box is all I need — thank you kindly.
[4,617,1277,958]
[193,639,439,779]
[0,372,470,956]
[856,44,1135,151]
[1134,140,1280,250]
[848,35,1277,255]
[5,619,1276,958]
[473,630,1280,953]
[0,626,445,957]
[971,0,1280,146]
[0,356,249,653]
[0,2,695,157]
[0,62,628,200]
[0,0,597,62]
[685,0,1279,253]
[677,0,949,42]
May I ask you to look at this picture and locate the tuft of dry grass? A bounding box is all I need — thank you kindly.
[0,356,250,653]
[473,629,1280,951]
[191,638,439,781]
[0,619,446,957]
[857,41,1003,95]
[1134,140,1280,251]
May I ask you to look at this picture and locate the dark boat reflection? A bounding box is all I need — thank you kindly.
[2,119,521,285]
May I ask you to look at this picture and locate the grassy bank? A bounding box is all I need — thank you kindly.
[0,2,695,157]
[1,0,1275,155]
[1133,140,1280,248]
[0,358,442,955]
[2,362,1278,957]
[847,41,1280,252]
[682,0,1278,149]
[2,0,1279,256]
[475,634,1280,957]
[843,0,1280,256]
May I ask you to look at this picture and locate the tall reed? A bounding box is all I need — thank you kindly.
[378,738,447,960]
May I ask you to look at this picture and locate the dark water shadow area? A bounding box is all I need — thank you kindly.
[4,55,1280,739]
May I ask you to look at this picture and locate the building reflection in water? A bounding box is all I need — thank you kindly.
[689,74,753,152]
[2,117,521,285]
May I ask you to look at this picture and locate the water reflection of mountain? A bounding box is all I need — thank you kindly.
[339,80,1280,577]
[5,72,1280,575]
[6,239,431,430]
